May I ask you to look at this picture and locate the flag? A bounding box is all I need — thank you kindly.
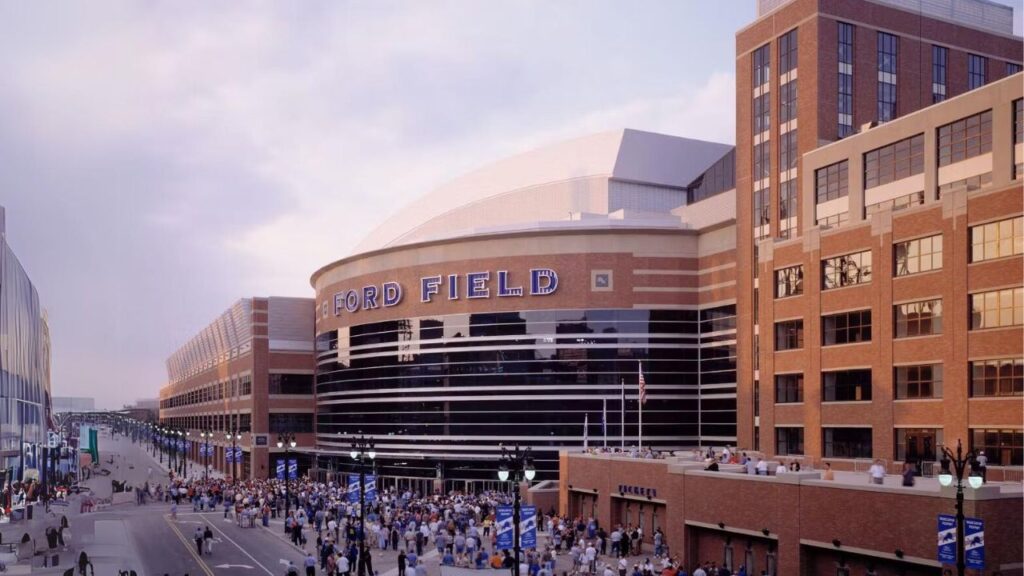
[638,361,647,405]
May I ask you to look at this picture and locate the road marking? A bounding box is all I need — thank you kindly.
[207,520,276,576]
[215,564,254,569]
[164,513,215,576]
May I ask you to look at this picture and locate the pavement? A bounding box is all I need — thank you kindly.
[1,428,642,576]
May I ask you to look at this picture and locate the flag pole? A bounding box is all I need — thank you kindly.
[620,378,626,449]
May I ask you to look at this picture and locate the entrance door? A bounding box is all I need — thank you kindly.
[904,429,937,472]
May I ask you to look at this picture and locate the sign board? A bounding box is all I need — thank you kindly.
[496,505,514,550]
[254,435,268,447]
[965,517,984,570]
[520,505,538,549]
[937,514,956,564]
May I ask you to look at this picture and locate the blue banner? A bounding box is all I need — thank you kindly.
[276,460,285,481]
[288,458,298,480]
[496,505,514,550]
[520,505,537,549]
[234,447,243,461]
[177,440,185,451]
[225,450,234,464]
[965,517,984,570]
[347,475,360,503]
[185,441,191,451]
[938,514,956,564]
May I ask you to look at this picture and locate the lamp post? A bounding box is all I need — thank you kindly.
[277,433,296,518]
[226,430,241,481]
[938,439,983,576]
[184,431,191,478]
[351,435,376,576]
[200,430,213,482]
[497,444,536,576]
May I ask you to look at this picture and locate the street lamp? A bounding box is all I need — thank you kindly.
[226,430,242,481]
[277,433,297,518]
[200,430,213,482]
[497,444,536,576]
[351,435,376,576]
[184,431,191,478]
[938,439,983,576]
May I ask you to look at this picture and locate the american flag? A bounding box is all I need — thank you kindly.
[638,361,647,405]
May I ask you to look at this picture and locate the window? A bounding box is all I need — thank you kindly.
[779,80,798,124]
[822,310,872,345]
[775,374,804,403]
[780,130,798,172]
[754,141,771,181]
[864,134,924,188]
[775,320,804,351]
[968,54,987,89]
[824,427,873,458]
[1009,63,1023,75]
[269,413,314,434]
[932,45,947,103]
[776,427,804,455]
[817,212,848,228]
[815,160,849,203]
[938,110,992,166]
[823,369,872,401]
[970,358,1023,397]
[838,22,855,137]
[895,364,943,399]
[895,299,943,337]
[753,43,771,87]
[240,375,252,396]
[779,28,798,74]
[754,186,771,232]
[971,429,1023,466]
[877,32,898,122]
[268,373,314,395]
[970,287,1024,330]
[970,216,1023,262]
[894,234,942,276]
[754,93,771,134]
[822,250,872,289]
[1015,99,1023,178]
[754,380,760,417]
[775,265,803,298]
[895,428,942,462]
[778,180,797,239]
[937,172,992,197]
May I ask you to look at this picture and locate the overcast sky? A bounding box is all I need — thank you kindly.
[0,2,1019,409]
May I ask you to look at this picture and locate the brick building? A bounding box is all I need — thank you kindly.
[735,0,1023,467]
[158,297,316,480]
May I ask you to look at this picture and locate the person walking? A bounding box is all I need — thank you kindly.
[194,526,204,557]
[304,552,317,576]
[204,525,214,555]
[868,459,886,485]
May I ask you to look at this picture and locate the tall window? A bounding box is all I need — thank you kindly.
[754,93,771,134]
[775,374,804,403]
[779,80,798,124]
[823,369,872,401]
[753,44,771,87]
[895,234,942,276]
[775,265,803,298]
[971,216,1023,262]
[895,364,943,399]
[970,287,1024,330]
[970,358,1023,397]
[779,28,798,74]
[822,249,872,289]
[815,160,849,203]
[778,180,797,239]
[932,45,947,103]
[780,130,798,173]
[822,310,872,345]
[877,32,898,122]
[1009,63,1023,75]
[838,22,855,137]
[864,134,924,188]
[968,54,987,89]
[754,186,771,234]
[895,299,943,338]
[824,427,873,458]
[754,141,771,181]
[971,429,1023,466]
[1015,99,1023,179]
[775,319,804,351]
[776,427,804,455]
[938,110,992,166]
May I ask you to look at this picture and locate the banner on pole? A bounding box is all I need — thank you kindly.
[348,475,360,502]
[965,517,985,570]
[276,459,285,481]
[937,514,956,564]
[365,474,377,502]
[520,505,538,548]
[496,505,514,550]
[234,446,243,461]
[288,458,298,480]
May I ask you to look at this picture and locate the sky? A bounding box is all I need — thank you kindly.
[0,1,1019,409]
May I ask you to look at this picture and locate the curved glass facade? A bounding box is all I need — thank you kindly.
[315,306,736,480]
[0,234,48,482]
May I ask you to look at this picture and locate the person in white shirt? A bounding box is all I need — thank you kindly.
[869,459,886,485]
[756,458,768,476]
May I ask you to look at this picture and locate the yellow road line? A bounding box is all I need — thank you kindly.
[164,514,215,576]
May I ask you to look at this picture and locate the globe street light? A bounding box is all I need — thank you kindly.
[277,433,297,518]
[351,435,376,576]
[497,444,535,576]
[937,439,983,576]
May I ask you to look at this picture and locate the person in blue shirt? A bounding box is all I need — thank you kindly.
[475,549,489,569]
[407,551,418,568]
[442,550,456,566]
